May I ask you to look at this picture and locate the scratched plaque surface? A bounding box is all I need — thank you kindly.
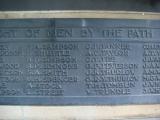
[0,19,160,105]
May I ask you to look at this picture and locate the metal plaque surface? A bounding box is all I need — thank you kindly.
[0,19,160,105]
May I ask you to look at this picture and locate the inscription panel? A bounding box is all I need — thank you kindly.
[0,19,160,105]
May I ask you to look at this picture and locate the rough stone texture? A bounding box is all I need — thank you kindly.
[0,105,160,120]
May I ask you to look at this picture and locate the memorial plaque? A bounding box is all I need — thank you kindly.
[0,19,160,105]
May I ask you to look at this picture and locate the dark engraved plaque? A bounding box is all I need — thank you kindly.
[0,19,160,105]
